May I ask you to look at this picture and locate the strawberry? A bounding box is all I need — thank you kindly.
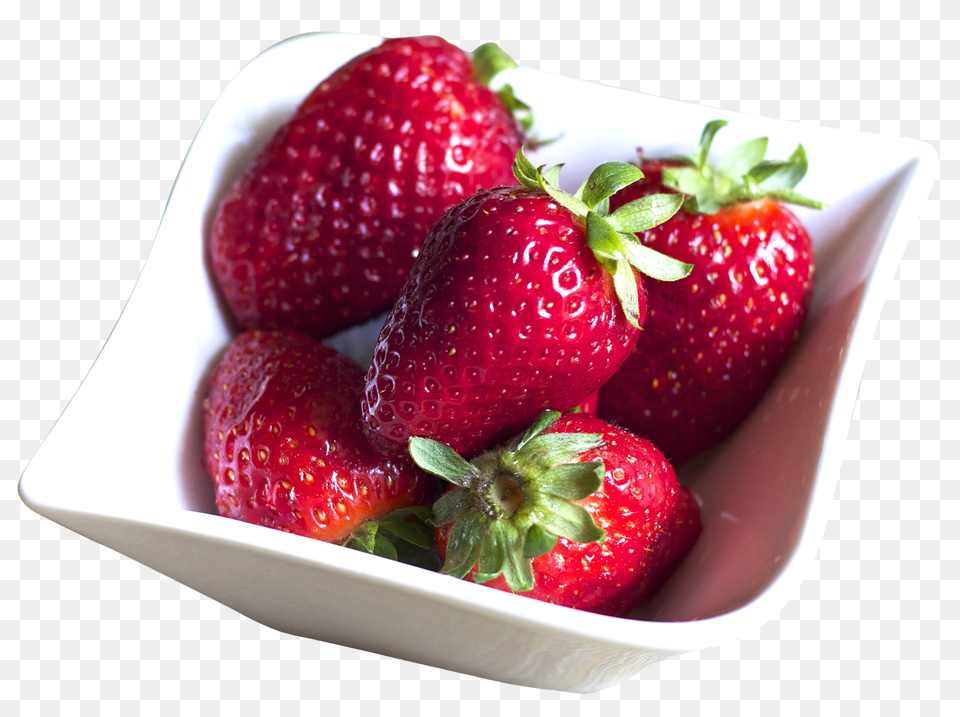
[360,150,691,460]
[597,120,823,464]
[202,329,437,562]
[210,37,525,340]
[409,411,701,616]
[576,391,599,414]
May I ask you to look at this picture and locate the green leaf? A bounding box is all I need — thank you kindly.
[519,432,604,470]
[343,521,379,553]
[540,178,590,218]
[497,84,533,132]
[607,192,684,234]
[661,166,711,198]
[541,163,563,189]
[382,505,433,524]
[501,532,535,592]
[578,162,644,211]
[523,523,558,560]
[540,462,605,501]
[409,437,479,487]
[718,136,768,179]
[472,45,534,137]
[508,149,647,222]
[620,236,694,282]
[693,119,729,170]
[393,540,441,571]
[740,175,762,200]
[431,488,475,527]
[661,121,824,214]
[686,192,723,215]
[514,411,563,451]
[379,519,433,550]
[766,188,827,209]
[474,519,510,583]
[441,512,488,579]
[749,160,797,190]
[344,511,438,566]
[750,144,809,191]
[512,153,589,216]
[372,532,398,561]
[585,210,626,261]
[786,143,810,183]
[612,258,642,329]
[511,147,542,191]
[536,496,606,545]
[471,42,519,86]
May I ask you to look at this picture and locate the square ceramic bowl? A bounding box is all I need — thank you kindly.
[19,33,936,693]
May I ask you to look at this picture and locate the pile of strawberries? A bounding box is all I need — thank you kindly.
[202,36,822,617]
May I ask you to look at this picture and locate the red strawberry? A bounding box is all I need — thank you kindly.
[597,120,822,464]
[361,151,691,459]
[409,411,701,616]
[210,37,525,340]
[202,329,437,561]
[576,391,599,414]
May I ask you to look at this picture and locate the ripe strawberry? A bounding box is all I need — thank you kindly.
[576,391,599,414]
[202,329,437,562]
[409,411,701,616]
[210,36,525,340]
[361,150,691,460]
[597,120,823,464]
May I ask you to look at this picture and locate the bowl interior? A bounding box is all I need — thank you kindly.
[20,33,933,630]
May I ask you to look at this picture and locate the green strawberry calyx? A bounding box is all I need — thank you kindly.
[342,505,439,571]
[512,148,693,328]
[662,119,828,215]
[472,43,561,147]
[471,42,533,133]
[409,411,606,592]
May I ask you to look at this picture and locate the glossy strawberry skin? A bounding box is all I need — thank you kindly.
[436,413,701,616]
[361,185,646,460]
[576,391,599,414]
[210,36,523,340]
[598,161,814,464]
[202,329,436,543]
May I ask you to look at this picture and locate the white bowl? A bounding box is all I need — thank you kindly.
[18,33,936,693]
